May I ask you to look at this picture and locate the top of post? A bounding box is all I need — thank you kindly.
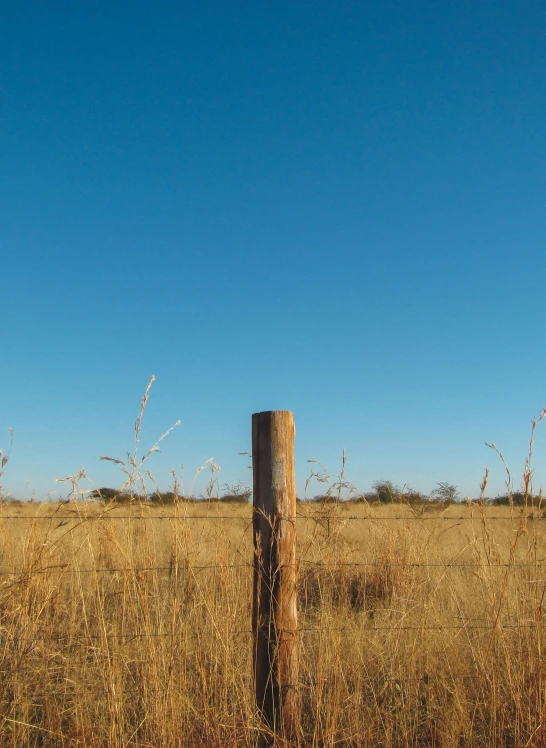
[252,411,294,417]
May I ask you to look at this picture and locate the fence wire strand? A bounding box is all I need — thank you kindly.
[0,512,542,521]
[1,560,545,576]
[4,620,542,645]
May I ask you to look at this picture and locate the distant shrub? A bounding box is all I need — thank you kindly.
[344,494,368,504]
[90,488,118,502]
[147,492,199,504]
[492,492,542,507]
[403,488,430,505]
[372,480,399,503]
[218,484,251,503]
[149,491,178,505]
[218,493,251,503]
[2,498,23,507]
[431,482,460,502]
[310,494,341,504]
[90,488,143,503]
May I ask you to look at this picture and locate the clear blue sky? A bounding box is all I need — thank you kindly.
[2,1,545,501]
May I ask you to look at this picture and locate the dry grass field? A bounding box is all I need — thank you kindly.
[0,497,544,746]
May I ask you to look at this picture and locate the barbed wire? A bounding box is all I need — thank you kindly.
[37,670,520,697]
[0,514,252,520]
[2,560,546,577]
[0,513,541,521]
[1,559,545,576]
[39,671,508,698]
[5,620,541,645]
[13,558,546,573]
[297,514,543,521]
[299,560,546,568]
[0,564,251,576]
[300,623,541,631]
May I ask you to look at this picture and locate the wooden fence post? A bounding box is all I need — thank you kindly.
[252,411,298,742]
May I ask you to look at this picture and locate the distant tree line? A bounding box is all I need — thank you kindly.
[88,482,542,507]
[89,484,252,505]
[305,481,460,505]
[490,491,542,507]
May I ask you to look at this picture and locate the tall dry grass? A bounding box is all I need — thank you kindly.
[0,499,544,746]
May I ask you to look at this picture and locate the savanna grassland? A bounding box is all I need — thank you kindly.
[0,498,544,747]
